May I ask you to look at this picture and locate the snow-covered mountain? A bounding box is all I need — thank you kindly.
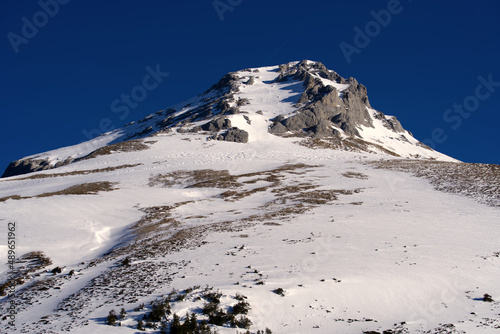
[2,60,452,178]
[1,61,499,334]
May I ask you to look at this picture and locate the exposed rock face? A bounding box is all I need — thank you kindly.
[2,158,73,178]
[214,127,249,143]
[387,116,405,133]
[205,72,240,94]
[270,60,374,137]
[200,118,232,132]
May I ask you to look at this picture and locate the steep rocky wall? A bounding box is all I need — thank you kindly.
[269,60,374,137]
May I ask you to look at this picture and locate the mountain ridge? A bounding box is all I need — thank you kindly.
[2,60,453,178]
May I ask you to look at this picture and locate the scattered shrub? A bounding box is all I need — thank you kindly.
[145,299,171,322]
[235,316,252,329]
[232,300,251,315]
[273,288,285,296]
[106,309,117,325]
[51,267,62,275]
[483,293,494,302]
[120,308,126,319]
[208,308,229,326]
[203,290,222,304]
[235,293,246,301]
[202,301,219,315]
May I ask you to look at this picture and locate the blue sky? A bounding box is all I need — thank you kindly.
[1,0,499,171]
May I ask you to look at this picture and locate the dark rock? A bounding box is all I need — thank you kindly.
[269,122,288,134]
[216,128,249,143]
[245,77,255,85]
[236,98,250,106]
[204,72,240,94]
[269,60,374,138]
[387,117,405,133]
[374,112,405,133]
[308,123,339,138]
[200,118,232,132]
[2,157,73,178]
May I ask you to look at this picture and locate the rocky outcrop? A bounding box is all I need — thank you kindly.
[270,60,374,137]
[1,139,155,178]
[204,72,240,95]
[373,112,405,133]
[200,118,232,132]
[2,157,73,178]
[214,127,249,143]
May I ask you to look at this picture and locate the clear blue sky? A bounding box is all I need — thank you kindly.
[1,0,499,170]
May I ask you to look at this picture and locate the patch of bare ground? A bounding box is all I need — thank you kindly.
[149,163,318,189]
[0,251,52,296]
[342,171,369,180]
[36,181,118,198]
[6,164,142,181]
[300,137,400,157]
[263,222,282,226]
[185,215,208,219]
[0,194,22,203]
[0,182,118,202]
[370,159,500,207]
[149,169,239,188]
[76,139,151,161]
[149,164,320,202]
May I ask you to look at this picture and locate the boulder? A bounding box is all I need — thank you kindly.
[216,127,249,143]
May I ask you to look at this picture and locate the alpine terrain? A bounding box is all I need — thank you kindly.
[1,60,499,334]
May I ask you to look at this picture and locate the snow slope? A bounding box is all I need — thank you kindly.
[0,132,498,334]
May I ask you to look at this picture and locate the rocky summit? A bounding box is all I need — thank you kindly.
[2,60,448,178]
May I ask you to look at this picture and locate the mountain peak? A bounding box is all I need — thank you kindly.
[2,60,453,178]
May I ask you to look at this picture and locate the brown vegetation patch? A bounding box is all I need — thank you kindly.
[301,137,400,157]
[36,182,117,198]
[220,186,270,202]
[342,171,369,180]
[149,169,240,189]
[130,204,186,238]
[77,139,151,161]
[263,222,282,226]
[0,194,22,202]
[0,251,52,296]
[271,184,318,196]
[7,164,141,181]
[149,164,319,195]
[287,189,348,205]
[1,182,117,202]
[185,215,208,220]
